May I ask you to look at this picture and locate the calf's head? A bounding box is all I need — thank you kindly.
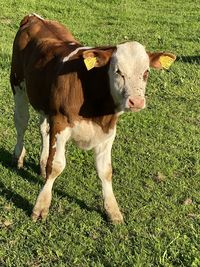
[108,41,176,112]
[83,41,176,112]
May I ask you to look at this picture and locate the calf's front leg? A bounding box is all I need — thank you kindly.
[94,133,124,224]
[32,116,71,221]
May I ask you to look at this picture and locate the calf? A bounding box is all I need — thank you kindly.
[10,14,176,223]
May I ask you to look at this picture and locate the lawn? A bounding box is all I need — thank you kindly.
[0,0,200,266]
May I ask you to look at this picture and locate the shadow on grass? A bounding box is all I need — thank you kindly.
[0,147,105,219]
[0,147,36,216]
[0,180,33,216]
[177,55,200,64]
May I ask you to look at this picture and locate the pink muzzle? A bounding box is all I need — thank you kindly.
[127,96,146,111]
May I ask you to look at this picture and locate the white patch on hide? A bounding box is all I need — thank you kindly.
[71,120,116,150]
[40,115,50,177]
[63,46,92,62]
[29,13,44,20]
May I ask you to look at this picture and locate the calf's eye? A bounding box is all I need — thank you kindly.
[115,69,124,77]
[143,69,149,81]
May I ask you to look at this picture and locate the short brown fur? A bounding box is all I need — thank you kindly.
[10,14,118,134]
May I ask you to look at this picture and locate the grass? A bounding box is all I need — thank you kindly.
[0,0,200,266]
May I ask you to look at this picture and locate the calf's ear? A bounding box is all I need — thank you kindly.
[148,52,176,70]
[82,49,114,69]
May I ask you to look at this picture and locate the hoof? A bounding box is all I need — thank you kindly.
[104,198,124,224]
[12,147,26,169]
[107,211,124,224]
[12,156,24,169]
[31,207,49,222]
[17,161,24,169]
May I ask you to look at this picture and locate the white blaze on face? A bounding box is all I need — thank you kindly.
[108,41,150,112]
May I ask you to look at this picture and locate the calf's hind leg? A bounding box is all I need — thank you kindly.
[39,115,50,178]
[12,82,29,169]
[32,117,71,221]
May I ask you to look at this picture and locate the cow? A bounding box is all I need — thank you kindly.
[10,14,176,223]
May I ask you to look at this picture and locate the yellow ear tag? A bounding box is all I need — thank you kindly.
[159,55,175,69]
[84,57,97,70]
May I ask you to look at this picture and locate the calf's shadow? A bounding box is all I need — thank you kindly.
[0,147,105,219]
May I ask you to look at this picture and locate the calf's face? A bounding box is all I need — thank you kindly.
[109,42,149,112]
[108,41,176,112]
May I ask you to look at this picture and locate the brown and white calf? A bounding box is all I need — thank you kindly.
[10,14,176,223]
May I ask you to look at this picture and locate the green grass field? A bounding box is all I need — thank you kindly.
[0,0,200,266]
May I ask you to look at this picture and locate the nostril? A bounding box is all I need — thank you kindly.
[128,98,135,107]
[128,97,145,109]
